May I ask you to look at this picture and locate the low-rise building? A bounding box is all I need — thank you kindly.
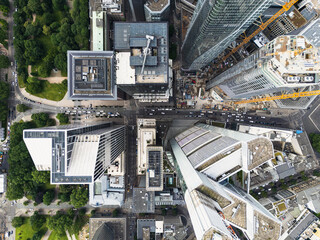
[132,188,155,213]
[89,217,126,240]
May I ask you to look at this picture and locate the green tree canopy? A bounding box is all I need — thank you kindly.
[47,211,73,236]
[31,170,50,184]
[310,133,320,153]
[31,112,49,127]
[43,190,55,205]
[70,187,88,208]
[12,216,25,228]
[17,104,31,112]
[30,211,46,231]
[56,113,69,124]
[0,55,9,68]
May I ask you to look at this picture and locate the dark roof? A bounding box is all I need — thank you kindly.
[92,223,114,240]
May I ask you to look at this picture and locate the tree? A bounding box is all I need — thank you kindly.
[54,53,67,73]
[0,81,9,101]
[31,112,50,127]
[31,231,43,240]
[24,40,43,64]
[27,0,42,14]
[0,55,9,68]
[42,25,51,36]
[47,211,73,236]
[25,23,42,37]
[12,216,25,228]
[31,170,50,184]
[56,113,69,125]
[52,0,65,11]
[58,193,70,202]
[43,190,55,205]
[112,209,119,217]
[70,187,88,208]
[17,104,30,112]
[30,211,46,231]
[309,133,320,153]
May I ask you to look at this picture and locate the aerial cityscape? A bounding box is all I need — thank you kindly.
[2,0,320,239]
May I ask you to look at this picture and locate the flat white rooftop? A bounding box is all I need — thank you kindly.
[24,138,52,171]
[116,52,135,85]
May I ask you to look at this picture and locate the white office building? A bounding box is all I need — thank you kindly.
[23,122,125,184]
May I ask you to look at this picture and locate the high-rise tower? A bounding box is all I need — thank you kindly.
[206,19,320,109]
[23,122,125,184]
[181,0,273,70]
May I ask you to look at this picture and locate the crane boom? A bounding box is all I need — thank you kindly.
[141,35,154,75]
[234,90,320,104]
[221,0,299,62]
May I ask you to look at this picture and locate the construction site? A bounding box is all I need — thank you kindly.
[175,0,320,111]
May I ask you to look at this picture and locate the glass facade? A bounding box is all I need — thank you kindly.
[181,0,273,70]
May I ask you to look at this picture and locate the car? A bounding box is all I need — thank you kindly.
[149,113,153,116]
[2,200,6,204]
[248,117,252,119]
[161,112,165,115]
[261,116,266,119]
[249,121,254,123]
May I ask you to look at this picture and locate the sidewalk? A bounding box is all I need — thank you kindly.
[19,87,125,108]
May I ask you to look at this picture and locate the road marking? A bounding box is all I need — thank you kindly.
[309,104,320,132]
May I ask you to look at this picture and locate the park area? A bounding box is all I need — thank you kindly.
[13,0,89,101]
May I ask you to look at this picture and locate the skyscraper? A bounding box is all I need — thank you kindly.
[206,19,320,109]
[181,0,273,70]
[23,122,125,184]
[170,124,281,240]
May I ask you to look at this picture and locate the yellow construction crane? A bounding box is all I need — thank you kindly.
[234,90,320,104]
[220,0,299,62]
[294,46,312,56]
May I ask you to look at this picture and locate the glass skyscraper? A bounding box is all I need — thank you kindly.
[181,0,273,70]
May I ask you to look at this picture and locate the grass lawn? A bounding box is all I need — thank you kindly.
[44,182,56,190]
[18,75,26,88]
[48,231,68,240]
[32,80,67,101]
[15,218,47,240]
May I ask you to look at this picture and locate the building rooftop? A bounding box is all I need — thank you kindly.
[145,0,170,12]
[23,122,121,184]
[67,51,117,100]
[260,35,320,85]
[137,219,155,240]
[114,22,168,84]
[146,146,163,191]
[137,119,157,175]
[89,218,126,240]
[89,174,124,207]
[91,0,123,15]
[132,188,155,213]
